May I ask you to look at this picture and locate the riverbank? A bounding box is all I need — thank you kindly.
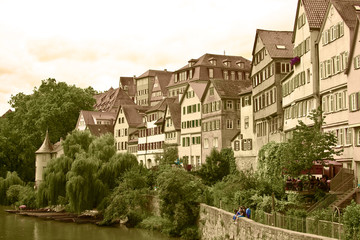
[5,208,102,224]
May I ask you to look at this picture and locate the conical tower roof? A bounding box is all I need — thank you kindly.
[35,130,53,154]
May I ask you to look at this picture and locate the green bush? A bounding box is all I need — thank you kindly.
[139,216,172,232]
[343,200,360,240]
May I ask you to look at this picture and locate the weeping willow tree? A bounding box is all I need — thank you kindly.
[37,156,73,207]
[66,154,107,213]
[0,171,24,205]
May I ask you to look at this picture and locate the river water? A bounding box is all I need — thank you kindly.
[0,206,175,240]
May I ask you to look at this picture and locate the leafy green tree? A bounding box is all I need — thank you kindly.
[0,171,24,205]
[102,166,151,226]
[343,200,360,240]
[281,109,341,176]
[158,144,178,166]
[0,79,96,181]
[197,148,236,185]
[258,141,285,182]
[157,168,205,238]
[62,130,95,160]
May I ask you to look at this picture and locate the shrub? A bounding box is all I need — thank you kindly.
[343,200,360,240]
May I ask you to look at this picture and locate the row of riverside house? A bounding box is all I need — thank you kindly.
[36,0,360,196]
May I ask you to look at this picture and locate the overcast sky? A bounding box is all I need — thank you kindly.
[0,0,298,115]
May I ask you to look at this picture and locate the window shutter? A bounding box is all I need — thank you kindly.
[357,92,360,111]
[241,140,244,151]
[249,139,252,150]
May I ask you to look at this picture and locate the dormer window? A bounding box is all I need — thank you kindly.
[236,61,245,68]
[223,59,230,67]
[354,5,360,11]
[209,58,217,66]
[188,59,196,67]
[276,45,286,50]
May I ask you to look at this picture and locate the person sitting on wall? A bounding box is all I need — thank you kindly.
[246,207,251,218]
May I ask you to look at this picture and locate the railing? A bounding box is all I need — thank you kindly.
[260,211,344,239]
[307,193,337,213]
[330,168,354,192]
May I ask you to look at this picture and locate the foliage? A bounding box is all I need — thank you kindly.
[102,166,151,226]
[139,216,173,232]
[343,200,360,239]
[158,144,178,166]
[62,130,95,160]
[37,155,73,206]
[0,171,24,205]
[157,167,205,238]
[309,208,335,222]
[6,184,36,208]
[257,109,341,178]
[282,109,341,176]
[0,79,95,181]
[197,148,236,185]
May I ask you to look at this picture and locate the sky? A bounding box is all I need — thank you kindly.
[0,0,298,116]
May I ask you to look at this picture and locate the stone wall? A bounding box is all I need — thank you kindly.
[198,204,335,240]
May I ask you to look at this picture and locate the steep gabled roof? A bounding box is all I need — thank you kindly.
[179,82,207,105]
[93,87,135,112]
[78,110,116,126]
[346,14,360,74]
[167,102,181,131]
[210,79,252,99]
[121,105,149,128]
[87,124,114,137]
[292,0,330,42]
[331,0,360,30]
[146,97,178,113]
[254,30,294,59]
[303,0,330,29]
[136,69,172,80]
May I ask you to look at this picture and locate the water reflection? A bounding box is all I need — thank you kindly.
[0,206,176,240]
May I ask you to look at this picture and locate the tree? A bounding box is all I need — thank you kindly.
[0,78,96,181]
[157,144,178,166]
[197,148,236,185]
[281,109,341,176]
[157,167,205,238]
[343,200,360,240]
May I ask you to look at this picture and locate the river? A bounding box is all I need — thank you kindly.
[0,206,175,240]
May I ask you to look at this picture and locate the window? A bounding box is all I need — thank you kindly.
[209,87,214,95]
[223,71,229,80]
[354,55,360,69]
[208,69,214,78]
[244,116,249,129]
[281,63,290,73]
[231,71,235,80]
[226,100,233,110]
[237,119,241,129]
[346,128,353,145]
[349,93,359,112]
[357,129,360,146]
[204,138,209,148]
[226,119,233,129]
[213,138,218,148]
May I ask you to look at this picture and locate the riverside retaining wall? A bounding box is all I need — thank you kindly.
[198,204,335,240]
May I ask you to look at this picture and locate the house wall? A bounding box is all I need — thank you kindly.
[114,109,130,154]
[179,86,202,167]
[164,108,180,146]
[136,76,153,106]
[233,93,257,171]
[282,3,320,132]
[348,18,360,186]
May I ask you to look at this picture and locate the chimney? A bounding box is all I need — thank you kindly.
[164,69,167,72]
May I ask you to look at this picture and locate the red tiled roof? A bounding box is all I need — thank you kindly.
[303,0,330,29]
[167,53,251,88]
[119,76,136,97]
[331,0,360,30]
[146,97,178,113]
[167,102,181,131]
[189,82,207,100]
[93,87,135,112]
[256,30,294,59]
[211,79,252,99]
[87,124,114,137]
[122,105,149,128]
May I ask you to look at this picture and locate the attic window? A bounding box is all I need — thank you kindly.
[209,58,217,65]
[276,45,286,49]
[223,60,230,67]
[236,61,245,68]
[354,5,360,11]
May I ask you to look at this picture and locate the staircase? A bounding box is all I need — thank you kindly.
[329,188,356,210]
[307,168,355,213]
